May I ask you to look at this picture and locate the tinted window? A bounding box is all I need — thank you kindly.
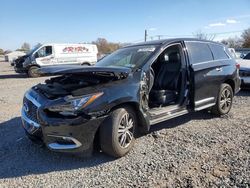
[186,42,213,64]
[37,46,52,57]
[45,46,52,56]
[209,44,229,60]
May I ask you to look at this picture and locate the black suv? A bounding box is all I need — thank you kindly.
[21,38,240,157]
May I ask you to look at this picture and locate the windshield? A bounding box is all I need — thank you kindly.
[96,45,158,68]
[27,44,42,56]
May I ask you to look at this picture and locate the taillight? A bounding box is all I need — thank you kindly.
[236,63,240,69]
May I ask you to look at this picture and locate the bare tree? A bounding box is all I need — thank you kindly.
[193,30,216,40]
[21,42,30,51]
[0,48,4,55]
[242,28,250,48]
[92,38,120,55]
[221,37,243,49]
[35,42,42,47]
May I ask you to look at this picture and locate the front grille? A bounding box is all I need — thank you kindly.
[23,97,39,124]
[15,57,25,68]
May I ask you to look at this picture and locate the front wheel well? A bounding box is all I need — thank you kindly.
[109,102,148,131]
[109,102,140,113]
[81,62,91,66]
[93,102,149,150]
[27,65,40,72]
[28,65,40,69]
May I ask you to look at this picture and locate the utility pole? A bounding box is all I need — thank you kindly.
[144,29,147,42]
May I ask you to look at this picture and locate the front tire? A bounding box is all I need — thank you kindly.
[211,83,233,115]
[28,66,40,78]
[100,106,137,157]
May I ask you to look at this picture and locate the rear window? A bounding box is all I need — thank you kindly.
[209,44,229,60]
[186,42,213,64]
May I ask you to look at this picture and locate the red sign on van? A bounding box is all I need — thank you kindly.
[62,46,89,53]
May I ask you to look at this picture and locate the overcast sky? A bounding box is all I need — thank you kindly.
[0,0,250,50]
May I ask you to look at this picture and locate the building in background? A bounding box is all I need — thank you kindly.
[4,51,26,63]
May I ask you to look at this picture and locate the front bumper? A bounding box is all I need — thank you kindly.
[14,66,27,73]
[21,92,106,154]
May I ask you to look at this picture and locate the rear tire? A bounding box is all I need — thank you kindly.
[100,106,137,157]
[28,66,40,78]
[211,83,233,115]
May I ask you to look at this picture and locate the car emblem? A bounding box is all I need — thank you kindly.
[23,102,29,113]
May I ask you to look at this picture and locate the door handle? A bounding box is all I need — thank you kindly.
[216,67,222,72]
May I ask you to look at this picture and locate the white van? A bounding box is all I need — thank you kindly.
[14,43,98,77]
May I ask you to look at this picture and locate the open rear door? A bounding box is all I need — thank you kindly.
[185,41,219,111]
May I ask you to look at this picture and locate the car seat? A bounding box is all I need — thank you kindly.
[149,52,181,106]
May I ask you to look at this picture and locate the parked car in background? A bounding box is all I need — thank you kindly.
[236,52,250,88]
[21,38,240,157]
[243,52,250,60]
[14,43,98,77]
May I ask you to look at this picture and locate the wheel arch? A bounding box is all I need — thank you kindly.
[27,64,40,69]
[27,65,41,77]
[81,62,91,66]
[109,101,150,133]
[224,79,235,95]
[93,101,150,149]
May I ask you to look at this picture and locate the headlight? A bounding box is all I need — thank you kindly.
[48,92,103,116]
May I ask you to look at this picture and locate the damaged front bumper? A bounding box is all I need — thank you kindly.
[21,92,106,154]
[15,66,27,73]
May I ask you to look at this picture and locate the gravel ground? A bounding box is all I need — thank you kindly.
[0,62,249,187]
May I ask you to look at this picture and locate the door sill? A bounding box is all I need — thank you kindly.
[149,105,189,125]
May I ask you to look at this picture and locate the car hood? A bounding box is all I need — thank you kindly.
[37,65,131,78]
[35,65,132,99]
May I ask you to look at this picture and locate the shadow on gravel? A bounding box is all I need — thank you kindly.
[0,74,27,79]
[0,117,113,179]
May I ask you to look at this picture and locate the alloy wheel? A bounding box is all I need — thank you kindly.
[117,113,134,148]
[219,87,232,112]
